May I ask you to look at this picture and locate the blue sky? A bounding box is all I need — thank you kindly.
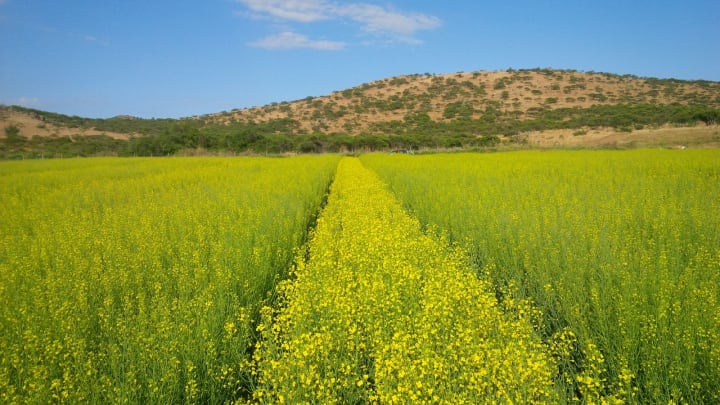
[1,0,718,118]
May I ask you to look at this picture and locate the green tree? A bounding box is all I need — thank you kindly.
[4,124,21,138]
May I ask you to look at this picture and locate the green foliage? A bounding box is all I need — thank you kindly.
[443,101,474,119]
[4,124,20,138]
[388,77,409,86]
[370,103,720,139]
[0,134,126,159]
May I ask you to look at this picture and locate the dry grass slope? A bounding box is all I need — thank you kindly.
[205,69,720,135]
[0,108,130,140]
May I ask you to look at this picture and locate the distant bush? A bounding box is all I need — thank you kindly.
[4,124,20,138]
[443,102,474,119]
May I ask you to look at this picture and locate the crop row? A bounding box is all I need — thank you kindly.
[362,150,720,403]
[0,156,339,403]
[252,158,559,404]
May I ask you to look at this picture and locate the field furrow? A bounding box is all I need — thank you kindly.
[253,157,556,404]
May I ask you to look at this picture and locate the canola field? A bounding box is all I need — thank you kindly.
[0,156,339,403]
[1,150,719,404]
[252,158,556,403]
[362,150,720,404]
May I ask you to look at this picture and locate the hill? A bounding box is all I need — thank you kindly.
[2,68,720,157]
[209,69,720,134]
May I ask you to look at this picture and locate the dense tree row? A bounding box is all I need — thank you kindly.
[1,128,499,159]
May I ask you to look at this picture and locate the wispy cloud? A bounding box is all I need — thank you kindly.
[237,0,441,47]
[337,3,441,36]
[249,31,345,50]
[240,0,330,23]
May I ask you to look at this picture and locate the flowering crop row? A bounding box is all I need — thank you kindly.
[362,150,720,404]
[253,157,557,403]
[0,156,339,403]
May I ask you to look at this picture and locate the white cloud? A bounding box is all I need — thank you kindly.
[240,0,330,23]
[335,3,440,36]
[237,0,440,45]
[249,31,345,50]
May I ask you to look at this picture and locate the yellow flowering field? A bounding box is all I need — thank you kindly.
[362,150,720,404]
[0,156,339,403]
[253,157,557,404]
[3,151,718,404]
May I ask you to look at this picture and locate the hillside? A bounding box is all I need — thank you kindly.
[2,68,720,157]
[0,108,132,140]
[208,69,720,134]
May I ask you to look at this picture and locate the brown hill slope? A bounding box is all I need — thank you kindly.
[0,108,131,140]
[204,69,720,135]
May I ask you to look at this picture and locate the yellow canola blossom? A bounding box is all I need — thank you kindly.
[362,150,720,404]
[253,158,556,404]
[0,156,340,404]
